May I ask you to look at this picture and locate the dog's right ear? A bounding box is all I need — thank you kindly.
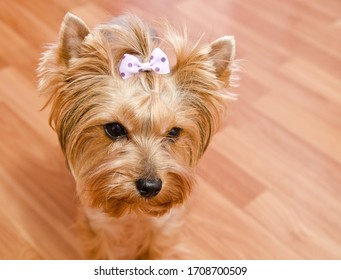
[58,13,90,65]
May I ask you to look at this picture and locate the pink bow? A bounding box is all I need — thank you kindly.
[119,48,170,79]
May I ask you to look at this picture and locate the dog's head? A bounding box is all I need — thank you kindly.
[38,13,236,217]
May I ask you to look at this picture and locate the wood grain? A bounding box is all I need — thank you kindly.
[0,0,340,259]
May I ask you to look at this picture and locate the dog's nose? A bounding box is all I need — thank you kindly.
[135,178,162,198]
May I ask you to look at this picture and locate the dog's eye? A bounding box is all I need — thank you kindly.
[167,127,182,140]
[104,122,128,139]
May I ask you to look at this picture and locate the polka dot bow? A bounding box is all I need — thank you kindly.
[119,48,170,79]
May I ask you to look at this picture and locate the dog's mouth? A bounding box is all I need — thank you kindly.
[101,192,181,218]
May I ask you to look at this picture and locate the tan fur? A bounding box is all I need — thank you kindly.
[38,13,236,259]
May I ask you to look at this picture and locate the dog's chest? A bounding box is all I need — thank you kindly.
[85,207,180,259]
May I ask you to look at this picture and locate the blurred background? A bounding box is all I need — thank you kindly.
[0,0,340,259]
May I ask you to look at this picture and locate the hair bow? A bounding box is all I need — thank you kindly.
[119,48,170,79]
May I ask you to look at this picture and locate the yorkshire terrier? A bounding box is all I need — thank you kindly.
[38,13,236,259]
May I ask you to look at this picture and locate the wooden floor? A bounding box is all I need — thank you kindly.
[0,0,340,259]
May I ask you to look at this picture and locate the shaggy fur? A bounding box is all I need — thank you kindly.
[38,13,236,259]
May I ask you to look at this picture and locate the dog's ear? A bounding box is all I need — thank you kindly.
[208,36,235,86]
[58,13,90,65]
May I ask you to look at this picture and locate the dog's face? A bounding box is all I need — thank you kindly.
[38,13,236,217]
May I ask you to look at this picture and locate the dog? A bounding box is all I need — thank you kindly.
[38,12,236,259]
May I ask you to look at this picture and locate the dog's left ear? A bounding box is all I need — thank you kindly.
[58,13,90,65]
[208,36,235,86]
